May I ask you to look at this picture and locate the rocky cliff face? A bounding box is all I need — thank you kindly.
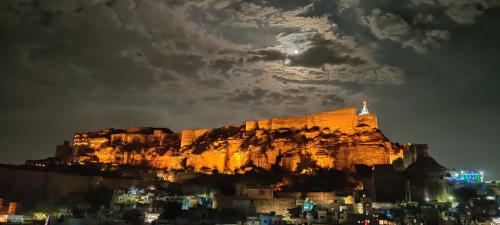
[71,108,403,173]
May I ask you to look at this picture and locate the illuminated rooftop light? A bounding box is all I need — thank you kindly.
[486,196,495,200]
[293,49,299,54]
[303,199,314,212]
[449,169,484,183]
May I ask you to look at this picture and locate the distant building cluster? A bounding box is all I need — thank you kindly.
[1,144,498,225]
[0,199,20,223]
[449,170,484,183]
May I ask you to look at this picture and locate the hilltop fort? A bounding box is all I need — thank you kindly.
[51,103,403,173]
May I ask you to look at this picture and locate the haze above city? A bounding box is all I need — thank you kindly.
[0,0,499,178]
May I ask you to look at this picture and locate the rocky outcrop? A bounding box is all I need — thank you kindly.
[71,108,403,173]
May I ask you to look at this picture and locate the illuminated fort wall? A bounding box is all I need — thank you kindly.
[244,108,376,133]
[75,127,169,147]
[180,129,210,148]
[70,108,396,173]
[179,108,378,147]
[358,114,378,129]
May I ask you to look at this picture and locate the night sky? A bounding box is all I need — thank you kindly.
[1,0,499,178]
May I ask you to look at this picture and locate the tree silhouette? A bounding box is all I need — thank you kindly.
[453,186,477,203]
[83,186,113,209]
[160,201,182,220]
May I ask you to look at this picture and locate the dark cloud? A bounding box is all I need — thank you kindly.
[362,8,411,41]
[265,91,308,105]
[247,0,312,11]
[403,29,450,53]
[321,94,346,108]
[228,88,268,104]
[291,45,365,67]
[248,49,285,62]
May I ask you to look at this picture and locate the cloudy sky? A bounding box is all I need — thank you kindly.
[1,0,499,178]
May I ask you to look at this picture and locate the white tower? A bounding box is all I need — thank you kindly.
[360,101,370,115]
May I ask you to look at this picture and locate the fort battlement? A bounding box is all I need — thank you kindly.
[73,108,378,151]
[67,103,398,174]
[73,127,173,149]
[178,108,378,147]
[245,107,377,132]
[180,128,211,148]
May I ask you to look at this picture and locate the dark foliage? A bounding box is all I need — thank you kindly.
[122,209,143,225]
[83,186,113,209]
[282,169,357,192]
[160,201,182,220]
[295,153,318,172]
[453,186,477,203]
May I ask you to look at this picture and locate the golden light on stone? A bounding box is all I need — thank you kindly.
[72,106,403,173]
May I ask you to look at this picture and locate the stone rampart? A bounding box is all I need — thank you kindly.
[280,155,300,171]
[70,106,395,173]
[245,108,374,133]
[357,114,378,129]
[309,108,358,132]
[306,192,336,202]
[179,129,211,148]
[313,154,334,169]
[245,121,257,131]
[271,116,309,130]
[153,129,165,137]
[73,133,89,146]
[228,151,249,171]
[126,127,153,134]
[124,133,147,144]
[194,129,210,138]
[110,133,124,143]
[93,147,115,163]
[89,137,109,149]
[155,155,183,169]
[180,129,196,148]
[255,198,296,214]
[355,146,390,165]
[187,151,227,172]
[257,119,272,130]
